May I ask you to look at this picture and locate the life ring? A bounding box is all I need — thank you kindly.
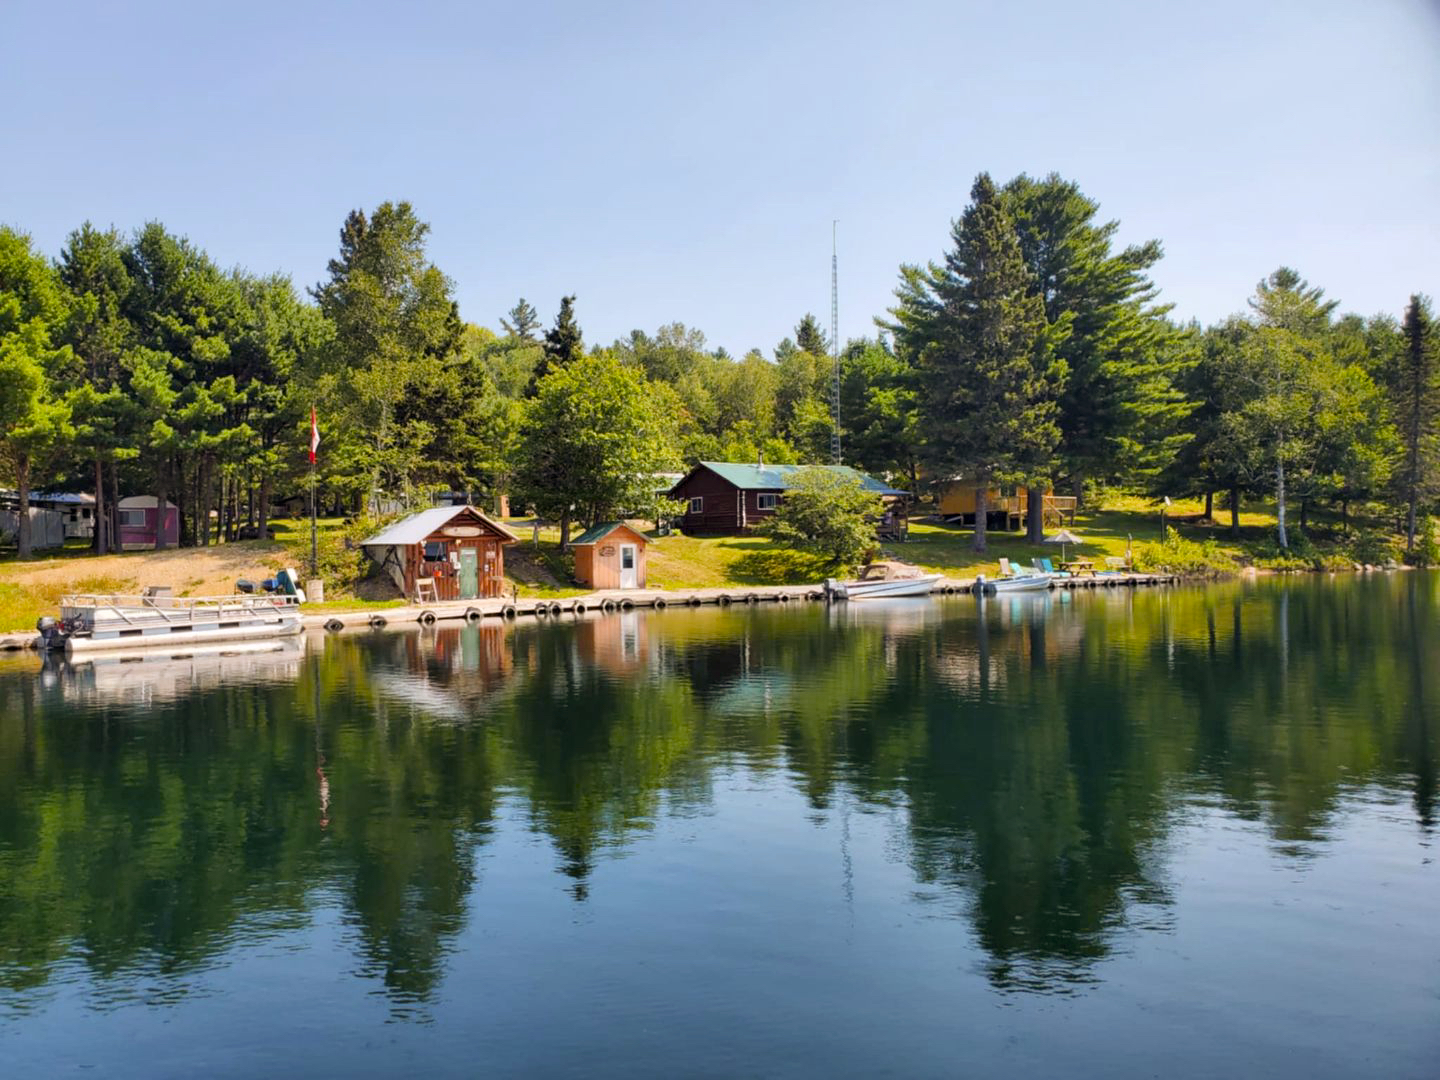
[324,618,345,632]
[368,614,387,629]
[418,609,437,626]
[500,603,517,619]
[464,607,483,623]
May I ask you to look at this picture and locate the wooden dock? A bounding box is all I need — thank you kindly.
[0,572,1178,649]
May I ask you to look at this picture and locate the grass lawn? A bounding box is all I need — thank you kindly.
[3,493,1402,634]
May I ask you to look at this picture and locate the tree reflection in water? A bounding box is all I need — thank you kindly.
[0,575,1434,1012]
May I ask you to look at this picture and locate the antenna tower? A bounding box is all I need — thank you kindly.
[830,221,841,464]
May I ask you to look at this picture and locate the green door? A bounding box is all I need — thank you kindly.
[458,548,479,600]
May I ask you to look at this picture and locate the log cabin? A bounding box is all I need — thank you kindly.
[668,461,908,536]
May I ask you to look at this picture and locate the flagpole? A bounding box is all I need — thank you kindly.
[309,405,319,579]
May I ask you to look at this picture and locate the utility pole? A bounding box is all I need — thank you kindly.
[831,221,842,464]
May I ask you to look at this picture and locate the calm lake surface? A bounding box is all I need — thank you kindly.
[0,576,1436,1078]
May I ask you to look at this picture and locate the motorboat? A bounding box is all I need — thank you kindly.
[977,572,1052,594]
[826,561,942,600]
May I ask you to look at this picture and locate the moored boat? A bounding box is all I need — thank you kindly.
[826,561,942,600]
[39,591,304,655]
[977,573,1052,594]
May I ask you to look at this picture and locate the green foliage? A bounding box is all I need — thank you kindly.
[1000,172,1188,490]
[513,353,680,545]
[888,172,1066,552]
[1132,533,1232,574]
[500,297,541,341]
[759,470,881,570]
[312,202,462,511]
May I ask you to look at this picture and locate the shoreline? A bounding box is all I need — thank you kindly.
[1,571,1182,651]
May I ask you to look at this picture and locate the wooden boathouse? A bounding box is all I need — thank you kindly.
[571,522,649,589]
[669,462,908,536]
[362,505,518,601]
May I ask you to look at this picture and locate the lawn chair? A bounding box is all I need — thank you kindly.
[1039,557,1070,577]
[998,558,1017,578]
[414,577,439,603]
[1102,556,1130,575]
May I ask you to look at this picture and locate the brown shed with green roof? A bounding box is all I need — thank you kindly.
[571,522,649,589]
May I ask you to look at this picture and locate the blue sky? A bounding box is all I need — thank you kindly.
[5,0,1437,356]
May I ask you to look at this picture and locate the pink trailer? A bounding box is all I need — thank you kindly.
[117,496,181,549]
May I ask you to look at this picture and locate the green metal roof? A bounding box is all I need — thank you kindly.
[690,462,907,497]
[570,521,644,547]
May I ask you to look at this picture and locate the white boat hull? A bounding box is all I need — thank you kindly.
[985,575,1052,594]
[831,574,942,600]
[65,614,304,654]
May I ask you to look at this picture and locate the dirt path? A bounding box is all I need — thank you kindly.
[0,542,289,596]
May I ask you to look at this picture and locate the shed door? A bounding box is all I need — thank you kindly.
[458,548,479,600]
[619,544,638,589]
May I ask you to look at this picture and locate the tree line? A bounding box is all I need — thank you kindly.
[2,176,1436,557]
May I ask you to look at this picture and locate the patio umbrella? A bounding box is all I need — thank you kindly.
[1044,528,1083,562]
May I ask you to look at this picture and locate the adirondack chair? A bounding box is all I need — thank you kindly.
[1103,556,1130,575]
[1040,557,1070,577]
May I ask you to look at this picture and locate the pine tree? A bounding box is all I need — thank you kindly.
[795,313,829,357]
[500,297,541,341]
[526,295,583,397]
[999,173,1186,511]
[1394,295,1439,551]
[889,173,1063,553]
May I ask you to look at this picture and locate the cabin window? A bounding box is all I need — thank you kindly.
[423,541,447,561]
[688,497,703,513]
[757,493,778,510]
[118,509,146,527]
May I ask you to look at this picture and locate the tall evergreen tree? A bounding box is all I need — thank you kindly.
[888,173,1065,553]
[0,228,73,557]
[999,174,1186,514]
[526,295,582,396]
[312,202,461,511]
[795,312,830,358]
[56,223,133,552]
[1393,295,1439,551]
[500,297,541,341]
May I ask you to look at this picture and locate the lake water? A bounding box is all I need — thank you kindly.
[0,576,1436,1078]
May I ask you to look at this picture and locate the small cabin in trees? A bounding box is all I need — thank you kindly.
[570,522,649,589]
[362,505,518,601]
[117,496,181,550]
[937,479,1077,531]
[668,461,908,536]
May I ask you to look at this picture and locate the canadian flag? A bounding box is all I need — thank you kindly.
[309,406,320,464]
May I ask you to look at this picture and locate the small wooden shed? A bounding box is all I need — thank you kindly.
[571,522,648,589]
[362,505,518,601]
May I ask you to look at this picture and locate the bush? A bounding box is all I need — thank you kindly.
[1350,530,1400,567]
[760,472,883,571]
[1133,533,1233,575]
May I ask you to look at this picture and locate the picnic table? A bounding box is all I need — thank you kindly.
[1060,558,1096,576]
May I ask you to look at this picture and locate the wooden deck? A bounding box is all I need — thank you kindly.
[0,573,1179,649]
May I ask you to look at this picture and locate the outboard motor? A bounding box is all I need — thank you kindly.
[235,578,256,594]
[35,616,65,651]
